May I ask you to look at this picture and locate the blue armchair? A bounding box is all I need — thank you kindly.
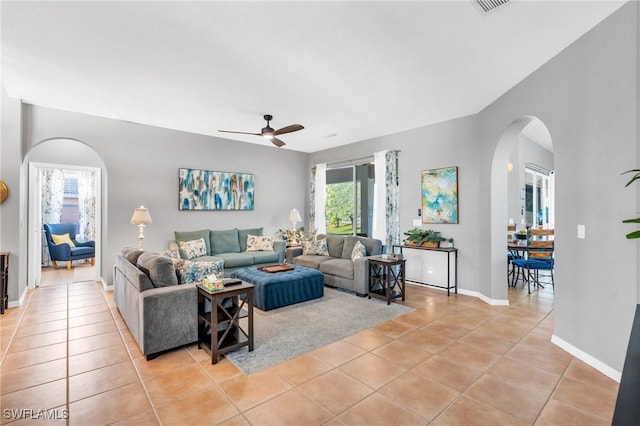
[44,223,95,270]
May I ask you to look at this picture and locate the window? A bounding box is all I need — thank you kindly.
[325,163,375,236]
[525,165,552,228]
[61,173,79,229]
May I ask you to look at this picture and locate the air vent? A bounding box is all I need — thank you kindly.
[474,0,509,13]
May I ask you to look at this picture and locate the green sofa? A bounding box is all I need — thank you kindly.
[168,227,285,277]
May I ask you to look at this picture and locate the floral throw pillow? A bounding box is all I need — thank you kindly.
[160,249,180,260]
[174,259,224,284]
[178,237,207,260]
[351,240,366,262]
[302,238,329,256]
[246,235,274,252]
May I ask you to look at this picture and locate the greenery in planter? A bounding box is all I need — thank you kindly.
[622,169,640,239]
[403,228,446,246]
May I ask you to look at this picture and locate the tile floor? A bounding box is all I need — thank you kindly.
[0,267,619,425]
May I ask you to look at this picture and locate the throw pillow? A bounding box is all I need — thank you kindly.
[160,249,180,260]
[174,259,224,284]
[178,238,207,260]
[302,238,329,256]
[351,240,366,262]
[122,247,144,264]
[52,233,75,248]
[246,235,274,252]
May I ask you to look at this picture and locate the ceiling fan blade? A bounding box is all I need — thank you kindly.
[271,137,286,147]
[218,130,261,136]
[274,124,304,136]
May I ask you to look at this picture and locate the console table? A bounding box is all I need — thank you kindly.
[0,252,8,314]
[368,254,406,305]
[393,244,457,296]
[196,282,254,364]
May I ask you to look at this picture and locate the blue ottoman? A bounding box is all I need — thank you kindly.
[230,265,324,311]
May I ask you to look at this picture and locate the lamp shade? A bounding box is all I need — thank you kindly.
[130,206,152,225]
[288,208,302,223]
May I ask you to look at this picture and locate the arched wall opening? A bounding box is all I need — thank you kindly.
[490,116,554,302]
[21,138,107,288]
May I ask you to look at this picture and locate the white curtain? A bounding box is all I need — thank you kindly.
[77,170,96,242]
[372,150,387,243]
[40,168,64,266]
[314,163,327,235]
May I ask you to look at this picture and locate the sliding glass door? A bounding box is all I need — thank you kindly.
[325,163,374,236]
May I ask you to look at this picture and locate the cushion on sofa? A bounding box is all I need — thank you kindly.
[121,247,145,265]
[325,235,345,258]
[351,241,366,261]
[215,252,254,268]
[178,237,208,259]
[211,229,241,254]
[342,236,383,259]
[303,239,329,256]
[137,252,178,288]
[246,235,274,251]
[249,251,280,264]
[174,259,224,284]
[238,227,263,252]
[175,230,211,259]
[319,258,355,280]
[293,254,333,269]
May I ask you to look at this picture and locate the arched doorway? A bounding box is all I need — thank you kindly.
[491,116,554,303]
[24,138,106,288]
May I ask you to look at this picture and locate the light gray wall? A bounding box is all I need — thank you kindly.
[0,89,23,304]
[4,104,308,299]
[312,2,639,374]
[478,2,638,372]
[310,114,482,294]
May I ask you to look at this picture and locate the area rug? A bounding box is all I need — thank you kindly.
[225,287,413,375]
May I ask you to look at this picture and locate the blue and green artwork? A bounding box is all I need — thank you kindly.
[421,166,458,224]
[179,168,254,211]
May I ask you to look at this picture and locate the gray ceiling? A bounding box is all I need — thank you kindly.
[1,1,626,153]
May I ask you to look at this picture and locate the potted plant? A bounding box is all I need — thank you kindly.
[514,229,528,240]
[403,228,446,248]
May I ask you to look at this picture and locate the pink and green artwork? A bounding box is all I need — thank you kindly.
[421,166,458,224]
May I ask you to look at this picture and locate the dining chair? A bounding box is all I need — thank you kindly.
[512,228,554,293]
[507,224,520,285]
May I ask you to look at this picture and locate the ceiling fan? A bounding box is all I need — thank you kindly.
[218,114,304,147]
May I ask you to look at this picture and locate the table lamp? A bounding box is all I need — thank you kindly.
[288,208,302,231]
[130,206,152,250]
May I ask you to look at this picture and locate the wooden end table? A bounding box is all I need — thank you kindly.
[1,252,9,314]
[196,282,254,364]
[368,254,406,305]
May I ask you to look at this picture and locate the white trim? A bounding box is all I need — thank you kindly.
[7,286,29,308]
[100,277,112,292]
[28,161,102,287]
[551,334,621,382]
[406,281,510,306]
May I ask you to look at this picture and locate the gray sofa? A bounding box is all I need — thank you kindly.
[114,249,198,359]
[292,235,383,296]
[168,227,285,277]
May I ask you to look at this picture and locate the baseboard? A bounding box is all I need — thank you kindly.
[8,286,29,308]
[551,334,622,383]
[406,281,509,306]
[100,277,112,292]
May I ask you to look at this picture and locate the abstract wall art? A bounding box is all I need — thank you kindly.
[179,168,254,211]
[421,166,458,224]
